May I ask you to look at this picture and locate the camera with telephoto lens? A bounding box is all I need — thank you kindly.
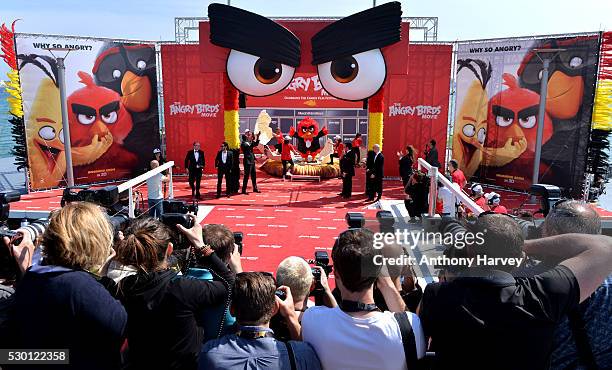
[308,251,333,305]
[163,200,198,215]
[160,213,194,250]
[61,186,130,235]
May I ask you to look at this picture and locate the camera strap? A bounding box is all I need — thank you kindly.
[340,300,380,313]
[236,327,275,340]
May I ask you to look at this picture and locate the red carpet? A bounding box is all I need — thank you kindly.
[10,167,612,279]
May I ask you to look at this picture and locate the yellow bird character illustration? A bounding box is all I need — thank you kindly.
[25,77,112,189]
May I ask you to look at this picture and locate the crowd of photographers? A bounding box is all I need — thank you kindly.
[0,197,611,370]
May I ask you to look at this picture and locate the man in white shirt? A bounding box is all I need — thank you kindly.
[146,160,169,218]
[302,229,426,370]
[437,180,459,217]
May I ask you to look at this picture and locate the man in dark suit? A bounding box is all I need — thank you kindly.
[425,139,440,168]
[215,142,234,198]
[366,144,384,201]
[184,141,205,199]
[340,143,355,199]
[241,130,261,194]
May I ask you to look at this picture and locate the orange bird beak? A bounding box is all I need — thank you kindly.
[546,71,584,120]
[121,70,152,113]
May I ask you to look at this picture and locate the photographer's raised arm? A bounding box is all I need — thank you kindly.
[523,234,612,302]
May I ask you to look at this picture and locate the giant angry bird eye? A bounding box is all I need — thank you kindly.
[569,56,583,68]
[477,128,486,144]
[495,116,513,127]
[58,129,65,144]
[316,49,386,101]
[78,114,96,125]
[462,124,475,137]
[519,115,536,129]
[112,69,122,79]
[226,50,295,97]
[38,126,56,140]
[101,111,118,124]
[136,60,147,70]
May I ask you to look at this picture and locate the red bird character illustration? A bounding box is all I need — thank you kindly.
[289,117,328,160]
[485,73,553,189]
[68,71,138,182]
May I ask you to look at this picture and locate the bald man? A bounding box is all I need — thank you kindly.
[365,144,384,201]
[146,160,169,218]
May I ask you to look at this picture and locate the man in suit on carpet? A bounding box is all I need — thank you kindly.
[184,141,205,199]
[366,144,384,201]
[215,142,234,198]
[241,129,261,194]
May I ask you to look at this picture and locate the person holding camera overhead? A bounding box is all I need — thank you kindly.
[185,141,205,199]
[113,215,240,370]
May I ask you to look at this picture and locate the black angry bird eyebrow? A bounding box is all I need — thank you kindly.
[311,1,402,65]
[208,3,301,67]
[99,101,120,117]
[492,105,515,119]
[517,105,539,120]
[71,103,97,117]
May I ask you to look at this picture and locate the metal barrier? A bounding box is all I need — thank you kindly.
[117,161,175,218]
[417,158,484,216]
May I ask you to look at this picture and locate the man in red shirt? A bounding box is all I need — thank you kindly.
[328,136,344,165]
[352,133,363,166]
[274,127,284,154]
[449,159,467,189]
[486,192,508,214]
[281,136,299,178]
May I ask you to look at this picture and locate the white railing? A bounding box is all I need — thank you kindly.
[417,158,484,216]
[118,161,175,218]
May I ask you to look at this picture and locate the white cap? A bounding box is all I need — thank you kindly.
[334,135,341,140]
[485,192,501,204]
[471,184,483,194]
[284,135,291,140]
[245,129,250,133]
[153,148,161,154]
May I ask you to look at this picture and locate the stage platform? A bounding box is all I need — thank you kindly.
[8,168,612,277]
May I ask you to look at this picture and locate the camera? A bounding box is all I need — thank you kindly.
[163,200,198,215]
[233,231,243,255]
[275,289,287,301]
[160,213,195,250]
[308,251,333,305]
[61,185,121,208]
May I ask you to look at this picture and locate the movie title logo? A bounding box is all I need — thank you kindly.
[169,102,220,118]
[286,75,329,96]
[388,103,441,119]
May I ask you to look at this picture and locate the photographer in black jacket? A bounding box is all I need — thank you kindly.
[114,215,239,370]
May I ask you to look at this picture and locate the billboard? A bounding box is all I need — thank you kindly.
[15,35,160,189]
[161,44,225,175]
[453,35,600,195]
[383,44,453,176]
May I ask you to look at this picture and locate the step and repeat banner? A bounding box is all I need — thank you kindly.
[453,35,600,195]
[383,44,453,176]
[161,44,225,175]
[15,35,160,189]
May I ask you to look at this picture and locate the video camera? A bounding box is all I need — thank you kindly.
[159,200,199,250]
[61,185,130,235]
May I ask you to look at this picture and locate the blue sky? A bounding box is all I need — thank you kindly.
[1,0,610,77]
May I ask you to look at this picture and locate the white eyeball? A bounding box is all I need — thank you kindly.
[569,56,583,68]
[226,50,295,97]
[316,49,386,101]
[58,129,65,144]
[462,124,475,137]
[38,126,56,140]
[77,114,96,125]
[519,115,536,129]
[477,127,486,144]
[112,69,122,79]
[137,60,147,70]
[495,116,513,127]
[101,111,118,124]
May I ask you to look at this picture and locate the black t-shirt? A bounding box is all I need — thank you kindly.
[420,265,579,370]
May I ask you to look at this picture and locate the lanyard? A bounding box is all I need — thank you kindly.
[340,300,380,313]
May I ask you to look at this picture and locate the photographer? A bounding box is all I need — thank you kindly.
[3,202,127,370]
[302,229,425,370]
[271,257,336,341]
[183,223,243,342]
[114,215,238,370]
[200,272,321,370]
[419,213,612,370]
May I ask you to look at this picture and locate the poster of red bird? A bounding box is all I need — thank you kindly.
[15,35,160,189]
[453,34,600,197]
